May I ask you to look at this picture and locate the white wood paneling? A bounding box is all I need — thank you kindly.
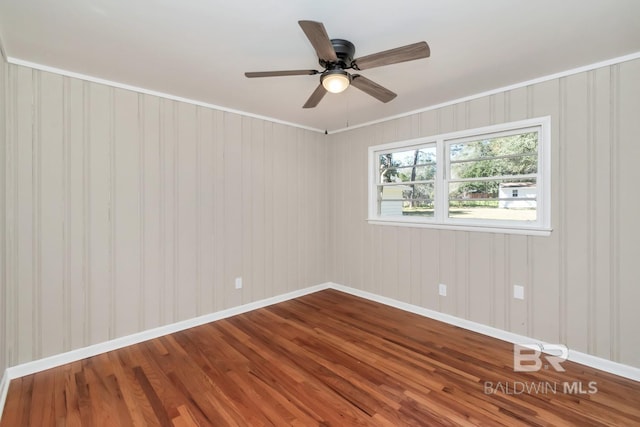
[328,57,640,369]
[2,64,329,366]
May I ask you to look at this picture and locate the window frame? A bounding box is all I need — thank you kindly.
[368,116,551,236]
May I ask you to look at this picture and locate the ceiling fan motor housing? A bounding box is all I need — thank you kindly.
[320,39,356,70]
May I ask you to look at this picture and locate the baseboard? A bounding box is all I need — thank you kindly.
[0,370,9,422]
[327,282,640,383]
[0,282,331,419]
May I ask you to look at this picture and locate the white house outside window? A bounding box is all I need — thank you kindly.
[368,117,551,236]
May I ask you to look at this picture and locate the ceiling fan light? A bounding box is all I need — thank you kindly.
[321,70,351,93]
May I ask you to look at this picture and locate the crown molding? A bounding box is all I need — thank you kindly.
[5,57,326,134]
[330,51,640,134]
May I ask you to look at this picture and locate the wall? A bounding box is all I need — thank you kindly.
[0,50,7,374]
[328,58,640,368]
[2,63,329,365]
[3,56,639,372]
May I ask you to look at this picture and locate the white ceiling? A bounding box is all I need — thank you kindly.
[1,0,639,132]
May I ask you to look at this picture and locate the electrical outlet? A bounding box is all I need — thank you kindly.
[438,283,447,297]
[235,277,242,289]
[513,285,524,300]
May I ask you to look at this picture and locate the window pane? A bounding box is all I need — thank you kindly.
[378,147,436,183]
[450,154,537,179]
[450,132,538,161]
[378,183,435,217]
[448,179,537,222]
[449,132,538,179]
[387,165,437,183]
[412,165,436,181]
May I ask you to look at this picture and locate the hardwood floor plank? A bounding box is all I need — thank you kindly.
[133,366,172,427]
[60,363,83,427]
[84,356,128,427]
[172,405,201,427]
[106,352,151,427]
[12,376,34,426]
[2,289,640,426]
[29,369,55,425]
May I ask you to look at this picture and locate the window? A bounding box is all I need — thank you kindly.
[378,144,437,218]
[368,117,551,235]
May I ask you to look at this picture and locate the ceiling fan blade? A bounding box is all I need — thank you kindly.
[354,41,430,70]
[351,75,397,103]
[303,84,327,108]
[298,20,338,63]
[245,70,319,78]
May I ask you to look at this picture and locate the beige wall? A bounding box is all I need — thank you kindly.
[2,57,639,371]
[328,58,640,368]
[2,64,330,365]
[0,52,7,373]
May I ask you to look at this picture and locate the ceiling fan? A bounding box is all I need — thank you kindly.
[245,20,430,108]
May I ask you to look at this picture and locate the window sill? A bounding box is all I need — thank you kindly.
[367,218,552,236]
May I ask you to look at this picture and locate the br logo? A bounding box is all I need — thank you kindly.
[513,343,568,372]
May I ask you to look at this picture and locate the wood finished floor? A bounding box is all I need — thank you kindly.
[2,289,640,426]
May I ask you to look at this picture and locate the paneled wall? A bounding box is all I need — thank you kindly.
[2,63,329,365]
[328,58,640,368]
[2,56,639,372]
[1,54,7,374]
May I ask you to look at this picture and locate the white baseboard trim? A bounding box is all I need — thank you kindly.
[327,282,640,383]
[0,283,331,419]
[2,281,639,420]
[6,283,330,380]
[0,370,9,422]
